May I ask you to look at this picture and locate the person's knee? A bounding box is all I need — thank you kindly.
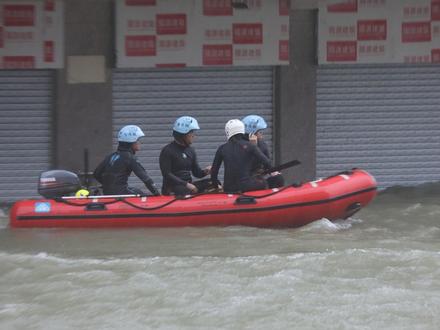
[268,175,284,188]
[173,185,191,196]
[242,179,267,192]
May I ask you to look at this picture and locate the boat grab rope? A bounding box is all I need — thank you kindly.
[239,184,295,199]
[119,196,185,211]
[54,182,303,211]
[101,183,301,211]
[54,198,122,207]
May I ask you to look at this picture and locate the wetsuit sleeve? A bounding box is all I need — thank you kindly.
[258,140,270,159]
[131,157,160,196]
[210,147,223,186]
[159,147,188,186]
[251,144,272,170]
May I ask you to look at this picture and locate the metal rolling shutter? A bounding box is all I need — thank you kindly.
[0,71,53,203]
[113,66,274,189]
[317,64,440,188]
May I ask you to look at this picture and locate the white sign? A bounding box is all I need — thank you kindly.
[0,0,64,69]
[116,0,290,68]
[319,0,440,64]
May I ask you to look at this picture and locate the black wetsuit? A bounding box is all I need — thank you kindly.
[93,143,160,196]
[252,138,285,189]
[159,141,208,195]
[210,135,272,193]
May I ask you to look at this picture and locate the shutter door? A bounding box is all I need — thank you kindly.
[113,66,273,189]
[317,64,440,188]
[0,71,53,203]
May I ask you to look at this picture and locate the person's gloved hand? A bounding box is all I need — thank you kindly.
[249,133,258,144]
[186,182,198,194]
[139,191,149,197]
[150,185,161,196]
[145,181,161,196]
[204,165,212,176]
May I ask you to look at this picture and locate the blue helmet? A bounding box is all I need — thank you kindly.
[242,115,267,134]
[118,125,145,143]
[173,116,200,134]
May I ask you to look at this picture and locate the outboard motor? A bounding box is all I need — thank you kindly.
[38,170,81,199]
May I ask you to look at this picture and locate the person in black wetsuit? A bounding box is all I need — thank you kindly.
[93,125,160,196]
[242,115,285,189]
[210,119,273,193]
[159,116,211,196]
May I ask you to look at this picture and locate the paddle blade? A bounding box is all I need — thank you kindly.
[263,160,301,174]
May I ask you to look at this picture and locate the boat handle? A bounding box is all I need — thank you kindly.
[85,202,107,211]
[234,196,257,205]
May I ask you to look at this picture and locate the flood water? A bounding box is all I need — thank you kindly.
[1,184,440,329]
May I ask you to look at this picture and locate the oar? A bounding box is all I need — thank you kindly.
[262,159,301,175]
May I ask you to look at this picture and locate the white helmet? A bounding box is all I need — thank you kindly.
[118,125,145,143]
[225,119,245,140]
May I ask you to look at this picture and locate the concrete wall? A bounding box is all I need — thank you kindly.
[55,0,114,173]
[276,10,317,184]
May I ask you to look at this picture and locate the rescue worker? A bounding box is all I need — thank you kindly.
[210,119,272,193]
[93,125,160,196]
[159,116,211,195]
[242,115,285,188]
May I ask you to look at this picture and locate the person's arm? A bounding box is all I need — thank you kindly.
[258,139,270,159]
[131,157,160,196]
[93,156,108,184]
[159,147,187,186]
[250,144,272,170]
[210,147,223,187]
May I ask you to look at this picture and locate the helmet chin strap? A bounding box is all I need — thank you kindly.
[175,136,190,147]
[173,130,192,147]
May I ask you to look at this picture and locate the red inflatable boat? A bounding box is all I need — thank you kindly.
[9,169,377,228]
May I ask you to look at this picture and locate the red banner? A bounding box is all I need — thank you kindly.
[3,5,35,27]
[44,0,55,11]
[233,23,263,44]
[125,35,156,56]
[279,0,290,16]
[357,20,387,40]
[327,0,358,13]
[156,14,187,35]
[279,40,289,61]
[155,63,186,68]
[402,22,431,43]
[327,41,357,61]
[44,41,54,62]
[432,49,440,62]
[125,0,156,6]
[203,0,233,16]
[3,56,35,69]
[432,1,440,21]
[203,44,233,65]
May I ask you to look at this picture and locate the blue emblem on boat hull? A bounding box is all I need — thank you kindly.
[35,202,51,213]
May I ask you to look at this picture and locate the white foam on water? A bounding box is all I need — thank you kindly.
[1,248,439,329]
[402,203,422,215]
[299,217,362,233]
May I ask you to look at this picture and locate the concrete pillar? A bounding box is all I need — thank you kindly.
[55,0,113,173]
[275,10,317,184]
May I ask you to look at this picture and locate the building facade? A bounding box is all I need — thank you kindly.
[1,0,439,203]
